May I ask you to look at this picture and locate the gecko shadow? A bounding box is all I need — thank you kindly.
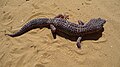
[54,28,104,42]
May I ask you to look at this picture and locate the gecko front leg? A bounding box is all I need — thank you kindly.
[50,24,56,39]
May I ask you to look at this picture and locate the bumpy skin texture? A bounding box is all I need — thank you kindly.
[5,15,106,48]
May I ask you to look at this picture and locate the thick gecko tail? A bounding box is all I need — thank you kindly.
[5,18,50,37]
[5,25,34,37]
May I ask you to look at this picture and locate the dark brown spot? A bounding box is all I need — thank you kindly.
[68,9,72,11]
[26,0,29,1]
[35,64,45,67]
[82,3,84,5]
[3,11,5,13]
[18,5,21,6]
[77,9,80,10]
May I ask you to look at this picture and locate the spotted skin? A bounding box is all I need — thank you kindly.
[5,15,106,48]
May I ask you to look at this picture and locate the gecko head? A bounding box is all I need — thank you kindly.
[87,18,106,30]
[95,18,106,30]
[96,18,106,30]
[96,18,106,26]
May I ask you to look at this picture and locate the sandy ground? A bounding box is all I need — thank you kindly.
[0,0,120,67]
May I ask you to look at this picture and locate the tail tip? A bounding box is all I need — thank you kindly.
[5,34,14,37]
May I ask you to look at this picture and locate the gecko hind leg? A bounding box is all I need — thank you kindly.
[54,14,69,20]
[76,37,82,48]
